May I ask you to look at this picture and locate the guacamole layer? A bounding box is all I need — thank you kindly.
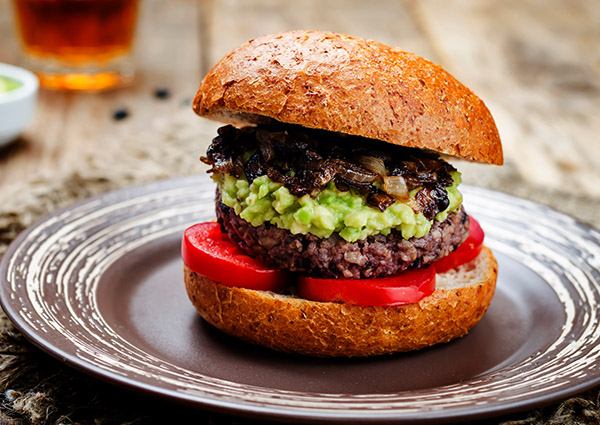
[215,171,462,242]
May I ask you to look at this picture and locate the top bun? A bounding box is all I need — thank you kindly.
[193,30,503,165]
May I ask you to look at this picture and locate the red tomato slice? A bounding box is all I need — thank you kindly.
[433,216,484,273]
[182,222,289,291]
[297,267,436,306]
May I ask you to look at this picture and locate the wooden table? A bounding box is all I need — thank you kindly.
[0,0,599,423]
[1,0,599,197]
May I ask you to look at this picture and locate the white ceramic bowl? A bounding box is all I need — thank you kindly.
[0,63,39,147]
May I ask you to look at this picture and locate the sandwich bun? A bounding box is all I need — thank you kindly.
[184,246,497,357]
[193,30,503,165]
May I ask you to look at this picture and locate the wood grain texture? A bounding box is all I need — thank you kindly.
[0,0,598,199]
[204,0,438,69]
[0,0,202,190]
[414,0,600,195]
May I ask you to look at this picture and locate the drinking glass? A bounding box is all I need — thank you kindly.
[12,0,139,91]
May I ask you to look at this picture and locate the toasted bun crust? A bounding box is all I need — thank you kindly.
[193,30,502,165]
[184,246,498,357]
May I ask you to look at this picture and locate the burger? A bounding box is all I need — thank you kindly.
[182,30,502,357]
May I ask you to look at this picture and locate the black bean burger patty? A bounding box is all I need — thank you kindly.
[216,193,469,279]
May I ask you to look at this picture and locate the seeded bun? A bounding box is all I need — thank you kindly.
[184,246,498,357]
[193,30,503,165]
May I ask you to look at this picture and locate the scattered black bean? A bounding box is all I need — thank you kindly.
[112,108,129,121]
[154,87,171,99]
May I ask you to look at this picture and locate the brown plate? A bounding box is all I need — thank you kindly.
[1,175,600,424]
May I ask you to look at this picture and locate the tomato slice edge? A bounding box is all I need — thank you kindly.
[433,216,485,273]
[183,215,486,304]
[182,222,289,291]
[297,267,436,306]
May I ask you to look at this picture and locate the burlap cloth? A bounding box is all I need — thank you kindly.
[1,107,599,424]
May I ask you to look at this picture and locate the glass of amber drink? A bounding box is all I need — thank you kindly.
[12,0,138,91]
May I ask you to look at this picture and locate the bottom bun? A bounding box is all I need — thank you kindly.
[184,246,498,357]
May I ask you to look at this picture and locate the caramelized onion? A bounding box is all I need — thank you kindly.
[202,124,457,214]
[368,190,396,212]
[311,164,335,186]
[356,155,387,176]
[328,159,379,183]
[383,175,409,200]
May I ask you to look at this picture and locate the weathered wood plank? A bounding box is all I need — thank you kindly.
[1,0,599,200]
[415,0,600,195]
[204,0,437,69]
[0,0,202,190]
[0,1,19,63]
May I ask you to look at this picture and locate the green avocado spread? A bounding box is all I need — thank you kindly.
[215,171,462,242]
[0,76,22,93]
